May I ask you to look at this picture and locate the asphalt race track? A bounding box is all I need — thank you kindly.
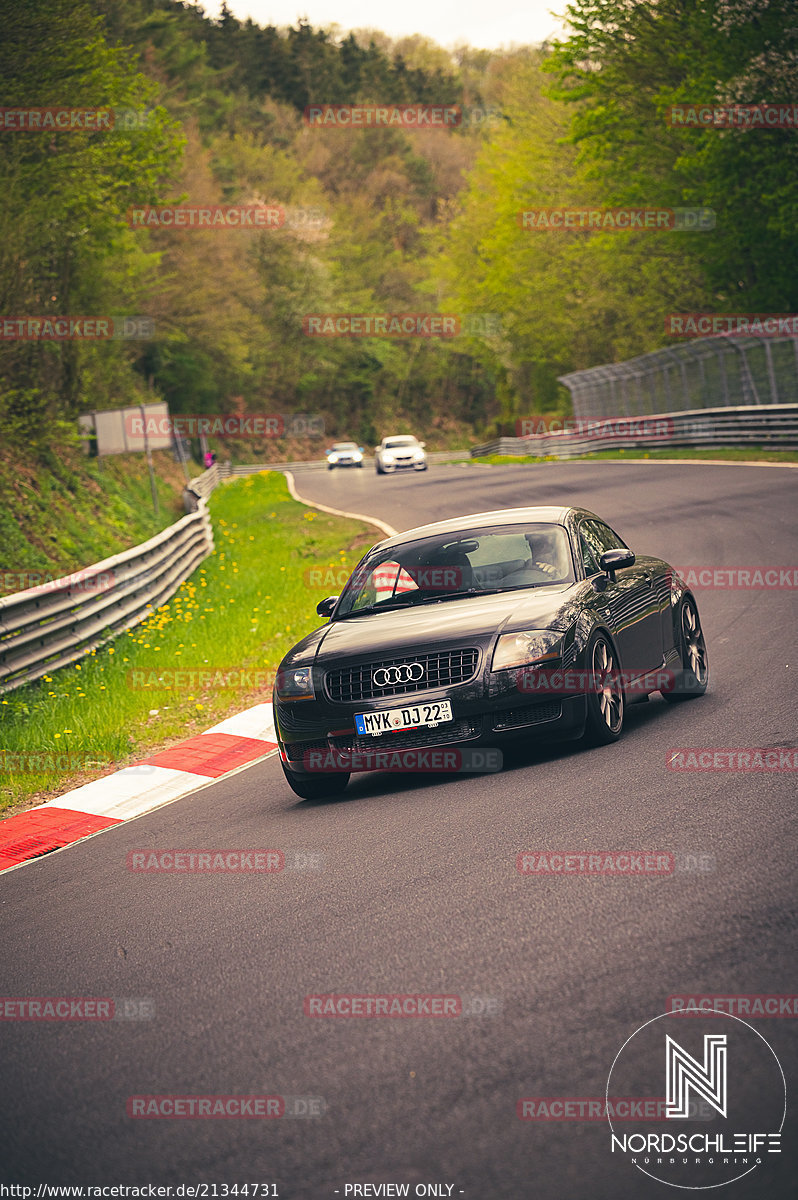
[2,461,797,1199]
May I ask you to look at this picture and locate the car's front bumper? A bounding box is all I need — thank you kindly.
[380,457,427,471]
[274,690,586,777]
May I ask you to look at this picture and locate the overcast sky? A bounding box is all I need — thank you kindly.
[195,0,570,52]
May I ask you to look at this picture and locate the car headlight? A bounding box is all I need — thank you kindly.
[492,629,562,672]
[275,665,314,700]
[413,449,425,460]
[382,453,395,463]
[327,454,338,462]
[352,452,362,462]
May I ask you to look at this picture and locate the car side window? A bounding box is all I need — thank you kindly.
[586,520,627,553]
[579,525,602,577]
[351,560,419,609]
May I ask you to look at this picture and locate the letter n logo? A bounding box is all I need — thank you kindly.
[666,1034,727,1118]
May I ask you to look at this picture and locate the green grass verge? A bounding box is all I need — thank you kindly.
[0,444,201,578]
[0,472,372,816]
[457,446,798,465]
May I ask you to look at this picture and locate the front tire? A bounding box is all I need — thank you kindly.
[583,632,624,745]
[661,595,709,702]
[280,760,350,800]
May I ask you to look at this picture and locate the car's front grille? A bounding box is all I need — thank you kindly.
[492,701,562,730]
[325,648,479,704]
[331,717,480,754]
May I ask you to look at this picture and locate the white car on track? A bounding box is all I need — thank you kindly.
[326,441,365,469]
[374,434,427,475]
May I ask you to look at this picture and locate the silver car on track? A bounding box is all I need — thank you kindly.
[374,435,428,475]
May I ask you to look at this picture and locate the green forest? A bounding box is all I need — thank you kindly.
[1,0,796,453]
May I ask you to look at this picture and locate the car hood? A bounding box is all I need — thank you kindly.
[313,585,574,661]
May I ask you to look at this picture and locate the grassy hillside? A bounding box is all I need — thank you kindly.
[0,444,201,582]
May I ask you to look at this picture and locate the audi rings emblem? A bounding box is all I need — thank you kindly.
[373,662,425,687]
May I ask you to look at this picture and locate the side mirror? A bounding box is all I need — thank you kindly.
[316,595,339,618]
[358,446,364,452]
[599,549,635,581]
[420,441,426,448]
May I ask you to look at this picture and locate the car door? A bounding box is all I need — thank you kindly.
[578,519,663,674]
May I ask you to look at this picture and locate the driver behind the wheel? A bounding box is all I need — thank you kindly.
[497,532,568,586]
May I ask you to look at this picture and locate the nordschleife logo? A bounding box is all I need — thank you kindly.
[666,1033,727,1119]
[607,1010,785,1189]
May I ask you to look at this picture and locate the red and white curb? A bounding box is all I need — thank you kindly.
[0,702,278,874]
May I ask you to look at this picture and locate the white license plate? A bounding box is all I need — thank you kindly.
[355,700,453,735]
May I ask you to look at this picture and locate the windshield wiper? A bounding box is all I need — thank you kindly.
[424,584,565,601]
[427,587,509,600]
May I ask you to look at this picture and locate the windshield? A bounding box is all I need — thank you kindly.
[335,523,574,617]
[331,442,358,450]
[383,437,418,448]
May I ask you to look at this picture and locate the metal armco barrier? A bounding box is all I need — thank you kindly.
[0,498,215,694]
[471,405,798,458]
[185,461,220,497]
[0,450,471,694]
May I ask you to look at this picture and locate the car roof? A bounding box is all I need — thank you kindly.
[376,506,595,550]
[382,434,418,440]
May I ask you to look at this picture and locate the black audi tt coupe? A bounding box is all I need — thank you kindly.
[273,506,709,798]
